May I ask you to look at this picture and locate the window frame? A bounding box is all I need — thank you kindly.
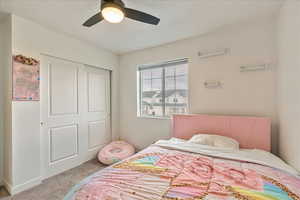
[137,58,189,119]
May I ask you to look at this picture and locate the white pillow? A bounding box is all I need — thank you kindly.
[169,137,187,143]
[188,134,239,150]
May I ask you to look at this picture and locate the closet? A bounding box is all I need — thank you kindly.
[41,55,111,178]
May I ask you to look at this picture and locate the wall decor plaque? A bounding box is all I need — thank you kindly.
[12,55,40,101]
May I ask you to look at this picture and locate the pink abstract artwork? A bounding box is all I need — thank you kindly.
[12,55,40,101]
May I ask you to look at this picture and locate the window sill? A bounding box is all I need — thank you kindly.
[137,116,171,120]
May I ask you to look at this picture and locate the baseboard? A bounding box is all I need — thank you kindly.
[3,176,42,195]
[3,179,12,194]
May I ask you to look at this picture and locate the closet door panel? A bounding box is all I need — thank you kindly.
[85,66,111,158]
[49,62,79,115]
[88,73,106,112]
[41,56,84,178]
[50,124,78,162]
[88,120,107,150]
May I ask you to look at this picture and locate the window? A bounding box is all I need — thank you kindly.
[138,59,188,118]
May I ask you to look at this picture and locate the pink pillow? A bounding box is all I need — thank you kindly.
[98,141,135,165]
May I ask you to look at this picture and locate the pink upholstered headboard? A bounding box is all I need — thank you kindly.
[172,114,271,151]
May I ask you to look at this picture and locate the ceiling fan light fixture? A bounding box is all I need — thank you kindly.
[83,0,160,27]
[101,3,125,24]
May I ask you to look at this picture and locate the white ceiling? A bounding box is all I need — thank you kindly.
[0,0,283,54]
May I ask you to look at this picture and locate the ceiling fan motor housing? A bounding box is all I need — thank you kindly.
[102,0,125,9]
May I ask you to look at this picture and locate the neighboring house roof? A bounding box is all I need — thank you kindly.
[142,100,187,107]
[142,101,153,109]
[152,103,187,107]
[156,89,188,98]
[142,91,158,98]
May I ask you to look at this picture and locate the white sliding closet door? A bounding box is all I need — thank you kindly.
[84,66,111,159]
[41,56,111,178]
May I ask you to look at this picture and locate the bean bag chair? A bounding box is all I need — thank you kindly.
[98,141,135,165]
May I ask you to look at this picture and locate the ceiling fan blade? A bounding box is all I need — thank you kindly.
[83,12,104,27]
[125,8,160,25]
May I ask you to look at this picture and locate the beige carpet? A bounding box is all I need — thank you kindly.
[0,159,105,200]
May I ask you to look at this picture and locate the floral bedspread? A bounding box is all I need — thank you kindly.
[65,146,300,200]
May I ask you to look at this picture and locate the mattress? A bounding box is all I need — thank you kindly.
[64,139,300,200]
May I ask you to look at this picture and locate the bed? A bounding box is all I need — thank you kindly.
[64,114,300,200]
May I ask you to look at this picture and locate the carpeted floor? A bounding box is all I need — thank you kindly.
[0,159,105,200]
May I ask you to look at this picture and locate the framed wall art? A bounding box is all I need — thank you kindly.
[12,55,40,101]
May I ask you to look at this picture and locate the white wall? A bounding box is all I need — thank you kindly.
[1,15,13,189]
[5,14,120,194]
[0,17,5,185]
[277,1,300,171]
[119,17,278,151]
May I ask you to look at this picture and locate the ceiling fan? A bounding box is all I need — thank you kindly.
[83,0,160,27]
